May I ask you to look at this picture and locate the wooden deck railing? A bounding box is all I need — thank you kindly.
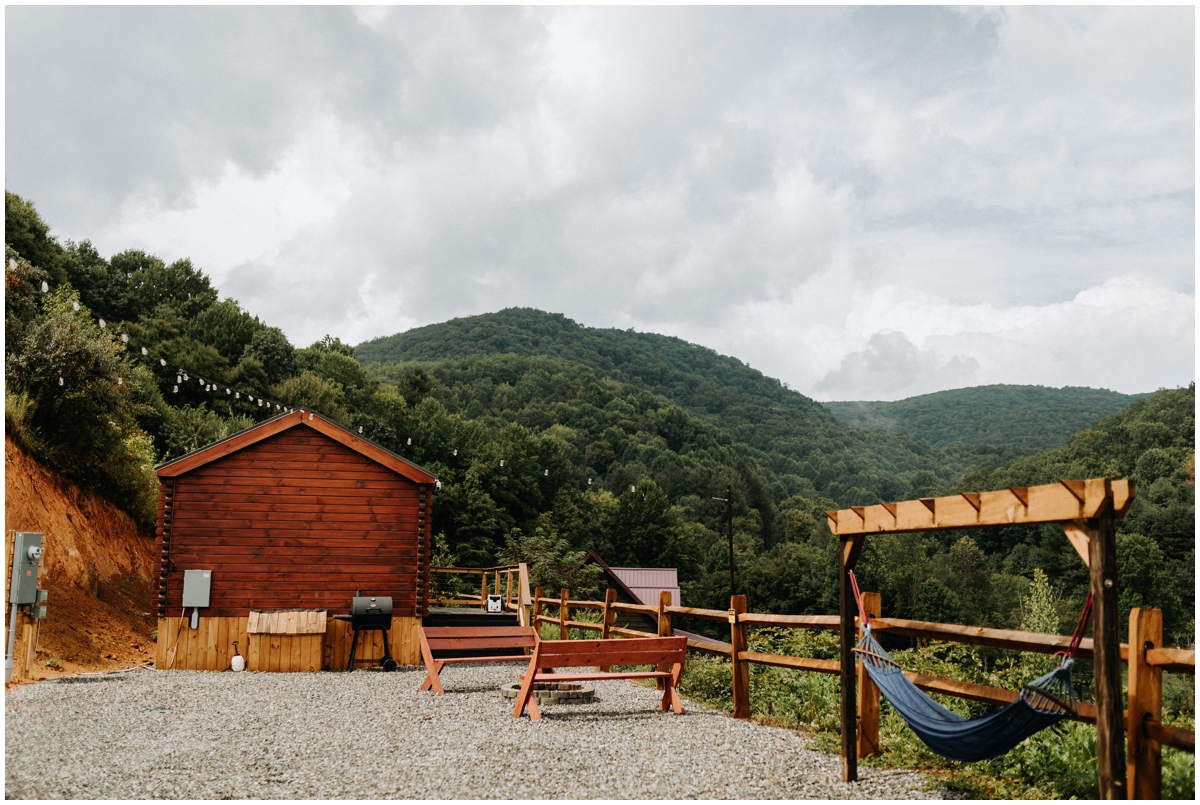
[528,585,1194,797]
[429,564,532,626]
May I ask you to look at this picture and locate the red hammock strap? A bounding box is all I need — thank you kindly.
[1065,592,1093,659]
[848,570,869,628]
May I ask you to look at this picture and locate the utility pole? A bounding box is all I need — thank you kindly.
[712,483,734,598]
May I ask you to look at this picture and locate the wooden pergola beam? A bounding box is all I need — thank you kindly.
[825,478,1135,536]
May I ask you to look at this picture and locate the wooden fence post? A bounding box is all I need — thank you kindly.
[730,594,749,719]
[857,591,881,758]
[1090,504,1127,799]
[533,587,543,632]
[1127,607,1163,799]
[657,590,674,690]
[599,588,617,672]
[559,588,570,640]
[480,572,488,610]
[840,535,865,784]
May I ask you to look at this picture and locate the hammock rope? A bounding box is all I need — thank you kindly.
[848,572,1084,763]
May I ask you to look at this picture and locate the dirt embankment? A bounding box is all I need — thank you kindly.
[5,436,157,685]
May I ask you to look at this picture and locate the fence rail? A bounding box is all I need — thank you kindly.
[527,585,1196,776]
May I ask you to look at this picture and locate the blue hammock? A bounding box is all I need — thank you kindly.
[856,629,1077,762]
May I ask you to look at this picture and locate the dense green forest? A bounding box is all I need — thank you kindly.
[824,384,1144,452]
[6,192,1194,651]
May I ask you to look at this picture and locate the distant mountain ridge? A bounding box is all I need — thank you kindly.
[357,309,1036,505]
[824,385,1146,453]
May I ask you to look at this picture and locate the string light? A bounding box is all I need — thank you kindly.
[588,478,593,485]
[358,427,363,433]
[177,375,182,384]
[406,437,412,445]
[235,392,240,399]
[631,485,636,492]
[117,377,123,385]
[141,346,148,355]
[40,281,48,293]
[544,469,549,476]
[8,258,16,270]
[98,318,106,328]
[58,376,64,386]
[72,301,80,312]
[499,459,504,467]
[309,413,313,420]
[120,333,129,343]
[159,358,167,366]
[225,388,231,395]
[452,448,458,456]
[173,385,178,393]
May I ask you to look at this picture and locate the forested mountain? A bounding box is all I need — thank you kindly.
[358,308,1027,505]
[824,385,1143,452]
[6,192,1194,648]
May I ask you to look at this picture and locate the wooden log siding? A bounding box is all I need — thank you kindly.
[155,424,434,619]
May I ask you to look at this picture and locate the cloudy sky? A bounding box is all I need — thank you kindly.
[6,5,1194,401]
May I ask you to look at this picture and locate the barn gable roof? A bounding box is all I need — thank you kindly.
[155,410,438,484]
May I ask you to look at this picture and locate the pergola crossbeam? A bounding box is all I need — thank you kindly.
[825,478,1135,536]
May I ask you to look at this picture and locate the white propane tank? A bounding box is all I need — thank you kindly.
[231,654,245,672]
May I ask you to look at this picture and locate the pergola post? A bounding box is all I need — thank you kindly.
[840,535,865,783]
[1090,504,1127,799]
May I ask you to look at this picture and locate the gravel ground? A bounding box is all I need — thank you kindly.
[5,664,953,799]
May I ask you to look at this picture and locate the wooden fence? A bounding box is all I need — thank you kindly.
[429,563,532,626]
[532,585,1194,800]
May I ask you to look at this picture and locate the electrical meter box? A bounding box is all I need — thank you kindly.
[182,569,212,608]
[486,594,504,613]
[8,532,43,605]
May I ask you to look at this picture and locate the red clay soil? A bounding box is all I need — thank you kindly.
[4,436,158,687]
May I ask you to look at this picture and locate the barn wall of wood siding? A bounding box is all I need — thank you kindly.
[154,615,422,670]
[154,427,431,619]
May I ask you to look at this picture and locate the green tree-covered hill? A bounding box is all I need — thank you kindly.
[357,308,1026,505]
[824,385,1144,452]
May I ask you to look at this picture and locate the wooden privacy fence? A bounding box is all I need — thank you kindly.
[532,586,1194,800]
[429,563,533,626]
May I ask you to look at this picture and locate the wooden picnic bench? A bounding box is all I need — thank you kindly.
[418,625,539,695]
[511,636,688,720]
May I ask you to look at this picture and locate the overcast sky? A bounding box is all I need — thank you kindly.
[6,5,1194,401]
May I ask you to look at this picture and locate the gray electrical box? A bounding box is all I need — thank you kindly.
[8,532,43,605]
[182,570,212,608]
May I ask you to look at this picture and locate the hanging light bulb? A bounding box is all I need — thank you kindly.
[141,346,148,355]
[435,480,442,490]
[235,392,240,399]
[98,318,106,328]
[587,477,593,485]
[72,301,80,312]
[183,372,189,381]
[40,281,48,293]
[120,333,129,343]
[309,413,313,420]
[199,378,204,385]
[117,377,123,385]
[172,385,178,393]
[544,469,549,476]
[631,485,636,492]
[248,395,254,402]
[8,258,16,270]
[257,399,263,407]
[499,459,505,467]
[159,358,167,366]
[58,376,64,386]
[177,375,182,384]
[406,437,412,445]
[358,426,363,433]
[225,388,231,395]
[452,448,458,456]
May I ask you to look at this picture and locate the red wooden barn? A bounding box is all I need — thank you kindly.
[153,411,437,671]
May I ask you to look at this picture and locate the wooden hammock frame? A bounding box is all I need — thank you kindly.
[825,477,1135,798]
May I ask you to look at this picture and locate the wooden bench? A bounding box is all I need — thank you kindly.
[418,626,539,695]
[511,636,688,720]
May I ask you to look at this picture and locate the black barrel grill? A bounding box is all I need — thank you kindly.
[333,596,397,672]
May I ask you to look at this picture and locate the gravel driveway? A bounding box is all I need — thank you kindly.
[6,664,951,799]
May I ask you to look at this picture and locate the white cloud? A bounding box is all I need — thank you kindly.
[5,6,1193,398]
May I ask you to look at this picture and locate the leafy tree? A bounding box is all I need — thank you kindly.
[242,326,297,384]
[918,578,965,624]
[5,191,67,286]
[944,536,992,625]
[159,405,254,460]
[272,371,351,424]
[184,298,263,364]
[499,526,604,598]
